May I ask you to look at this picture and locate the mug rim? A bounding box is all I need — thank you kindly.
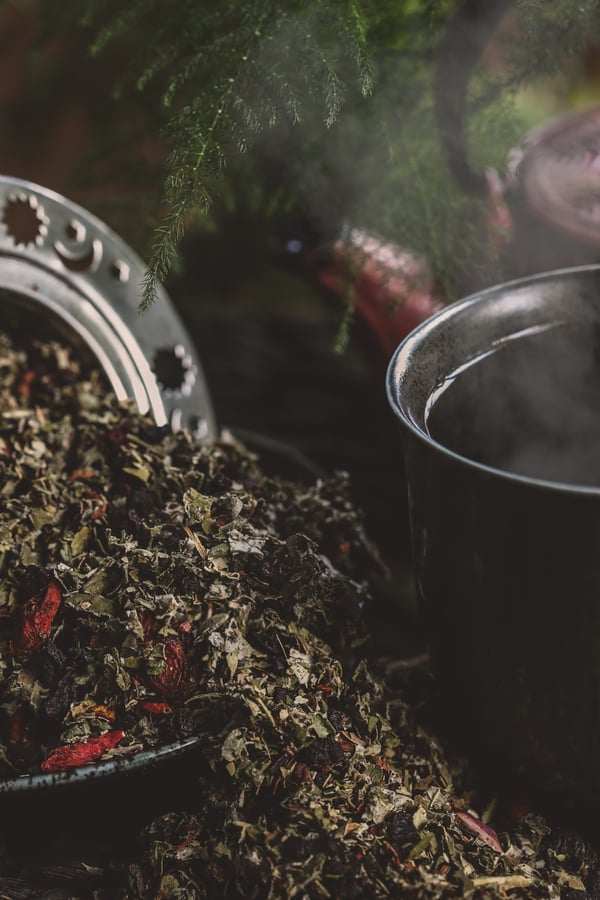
[386,263,600,497]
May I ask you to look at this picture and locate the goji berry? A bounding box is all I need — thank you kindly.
[146,636,195,701]
[137,701,173,716]
[139,612,158,641]
[68,468,96,481]
[10,580,62,661]
[510,800,531,822]
[17,370,35,398]
[40,730,125,772]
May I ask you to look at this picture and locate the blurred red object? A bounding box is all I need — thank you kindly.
[306,228,442,358]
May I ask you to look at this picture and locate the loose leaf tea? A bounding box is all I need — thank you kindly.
[0,331,374,776]
[0,330,598,897]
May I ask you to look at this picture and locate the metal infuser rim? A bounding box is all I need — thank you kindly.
[0,175,218,792]
[0,175,216,441]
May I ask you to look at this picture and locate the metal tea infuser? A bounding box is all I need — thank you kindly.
[0,175,216,442]
[0,175,219,793]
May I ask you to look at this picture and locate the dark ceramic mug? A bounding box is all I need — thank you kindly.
[386,265,600,811]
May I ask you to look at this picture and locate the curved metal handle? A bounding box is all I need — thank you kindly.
[0,176,216,441]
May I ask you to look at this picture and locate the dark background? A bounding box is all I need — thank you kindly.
[0,2,421,656]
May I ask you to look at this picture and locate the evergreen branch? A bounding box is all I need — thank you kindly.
[336,0,374,95]
[37,0,390,308]
[511,0,600,84]
[139,91,232,311]
[334,302,355,354]
[136,47,179,94]
[319,56,345,127]
[133,1,379,308]
[38,0,598,323]
[140,184,207,313]
[138,0,271,310]
[88,0,162,55]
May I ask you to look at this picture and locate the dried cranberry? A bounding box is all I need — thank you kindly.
[40,730,124,771]
[106,421,130,448]
[127,863,150,899]
[10,580,62,661]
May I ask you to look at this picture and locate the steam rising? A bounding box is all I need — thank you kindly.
[241,2,600,339]
[426,322,600,487]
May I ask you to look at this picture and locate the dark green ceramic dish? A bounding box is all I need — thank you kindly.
[0,737,200,794]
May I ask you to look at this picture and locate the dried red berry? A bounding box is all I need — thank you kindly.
[139,612,158,641]
[68,467,96,481]
[10,579,62,661]
[137,701,173,716]
[106,421,130,448]
[146,636,195,701]
[40,730,125,772]
[17,370,35,399]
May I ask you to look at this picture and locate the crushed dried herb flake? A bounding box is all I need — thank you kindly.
[0,330,596,899]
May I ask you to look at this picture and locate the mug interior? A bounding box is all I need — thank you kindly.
[387,266,600,489]
[388,266,600,431]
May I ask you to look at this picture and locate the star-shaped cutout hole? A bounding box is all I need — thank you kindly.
[2,193,49,248]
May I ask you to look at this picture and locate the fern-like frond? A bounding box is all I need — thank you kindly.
[38,0,385,308]
[509,0,600,86]
[36,0,600,319]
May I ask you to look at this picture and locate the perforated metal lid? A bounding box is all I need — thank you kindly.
[0,175,216,440]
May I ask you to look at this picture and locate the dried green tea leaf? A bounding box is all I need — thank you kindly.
[64,592,117,618]
[0,329,595,900]
[70,525,91,557]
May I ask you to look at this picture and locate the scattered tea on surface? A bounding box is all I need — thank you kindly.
[0,329,597,898]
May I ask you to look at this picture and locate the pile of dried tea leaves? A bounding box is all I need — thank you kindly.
[0,331,375,776]
[0,330,598,898]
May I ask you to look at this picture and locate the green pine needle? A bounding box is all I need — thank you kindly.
[36,0,600,317]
